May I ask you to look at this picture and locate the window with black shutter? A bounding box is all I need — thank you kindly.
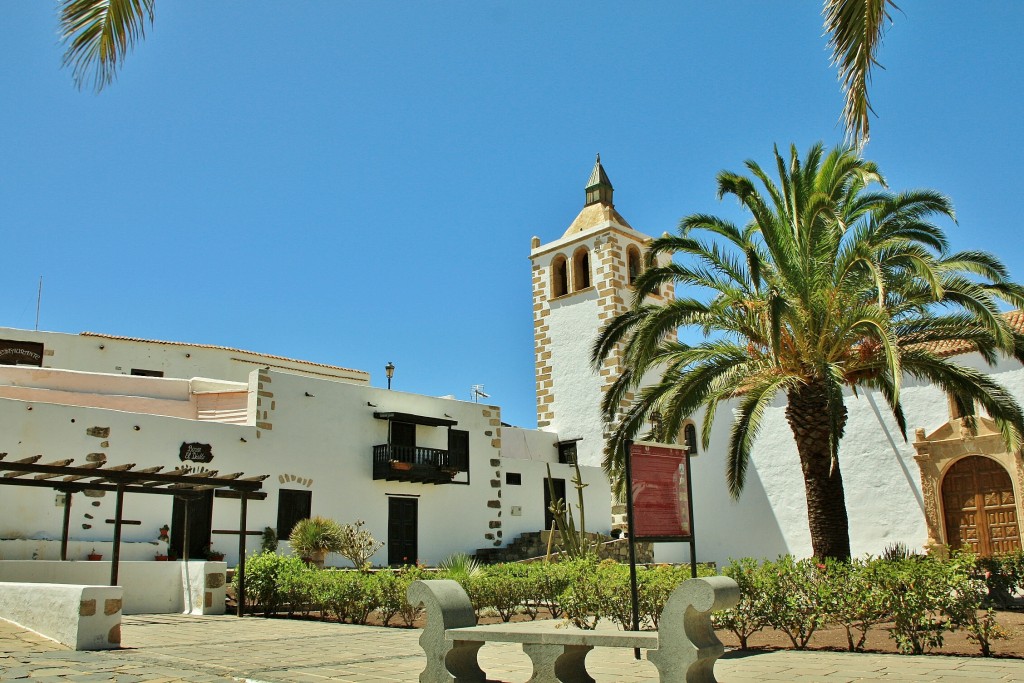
[557,441,578,465]
[448,429,469,472]
[277,489,312,539]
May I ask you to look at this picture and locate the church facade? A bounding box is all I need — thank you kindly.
[528,157,1024,564]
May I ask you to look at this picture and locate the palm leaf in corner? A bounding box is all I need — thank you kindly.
[60,0,155,92]
[823,0,896,148]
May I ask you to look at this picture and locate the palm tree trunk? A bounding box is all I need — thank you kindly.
[786,382,851,560]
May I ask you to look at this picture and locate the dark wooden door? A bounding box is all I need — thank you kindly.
[543,477,566,531]
[171,491,214,559]
[942,455,1021,556]
[388,497,418,566]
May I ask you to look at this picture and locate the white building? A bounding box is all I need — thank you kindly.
[0,330,610,567]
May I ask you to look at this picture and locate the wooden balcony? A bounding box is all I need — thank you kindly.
[372,444,468,484]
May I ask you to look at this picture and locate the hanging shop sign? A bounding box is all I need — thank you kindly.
[0,339,44,367]
[179,442,214,463]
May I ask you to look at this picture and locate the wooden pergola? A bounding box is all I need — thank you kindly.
[0,453,267,617]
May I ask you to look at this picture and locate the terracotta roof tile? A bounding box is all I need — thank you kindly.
[915,310,1024,358]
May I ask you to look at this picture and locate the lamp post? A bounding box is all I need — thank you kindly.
[385,362,395,390]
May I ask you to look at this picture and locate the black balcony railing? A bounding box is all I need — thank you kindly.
[372,444,468,484]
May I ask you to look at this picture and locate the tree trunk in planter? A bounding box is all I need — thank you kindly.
[786,381,851,561]
[305,550,327,569]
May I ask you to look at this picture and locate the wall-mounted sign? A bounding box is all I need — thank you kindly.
[0,339,44,367]
[179,442,214,463]
[629,441,692,541]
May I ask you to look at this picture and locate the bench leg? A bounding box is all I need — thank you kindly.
[522,643,595,683]
[444,640,486,683]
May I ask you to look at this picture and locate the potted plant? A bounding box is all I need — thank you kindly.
[154,552,169,561]
[288,516,344,569]
[87,548,102,561]
[205,544,225,562]
[390,460,414,471]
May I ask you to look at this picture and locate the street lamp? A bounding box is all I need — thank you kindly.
[385,362,395,390]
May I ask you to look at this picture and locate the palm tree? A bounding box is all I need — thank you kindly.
[60,0,154,92]
[57,1,894,147]
[593,142,1024,560]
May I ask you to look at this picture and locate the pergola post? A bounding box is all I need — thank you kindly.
[110,484,125,586]
[237,492,248,617]
[182,496,191,562]
[59,489,72,561]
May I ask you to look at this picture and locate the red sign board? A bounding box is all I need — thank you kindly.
[629,441,692,540]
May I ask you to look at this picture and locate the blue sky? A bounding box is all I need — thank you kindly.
[1,2,1021,428]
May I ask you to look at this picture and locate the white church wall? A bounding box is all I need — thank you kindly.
[656,352,1024,567]
[545,290,606,468]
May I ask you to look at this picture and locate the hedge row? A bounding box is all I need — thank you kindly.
[233,550,1024,657]
[233,553,713,629]
[717,551,1024,656]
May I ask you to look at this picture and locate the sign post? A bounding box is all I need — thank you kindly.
[623,439,696,657]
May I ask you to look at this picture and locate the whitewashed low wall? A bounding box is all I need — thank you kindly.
[0,561,226,615]
[0,582,122,650]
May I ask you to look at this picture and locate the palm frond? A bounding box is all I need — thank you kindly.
[61,0,155,92]
[824,0,897,147]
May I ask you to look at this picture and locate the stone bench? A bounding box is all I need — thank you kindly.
[0,582,123,650]
[407,575,739,683]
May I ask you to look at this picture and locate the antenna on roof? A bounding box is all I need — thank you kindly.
[471,384,490,403]
[35,276,42,331]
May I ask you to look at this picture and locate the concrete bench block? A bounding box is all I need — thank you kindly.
[408,579,485,683]
[0,582,123,650]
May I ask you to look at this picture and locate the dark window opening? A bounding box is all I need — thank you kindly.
[391,421,416,448]
[552,256,568,298]
[505,472,522,486]
[131,368,164,377]
[684,424,698,455]
[543,477,567,531]
[627,246,642,285]
[277,489,312,540]
[448,428,470,472]
[557,442,578,465]
[573,249,591,291]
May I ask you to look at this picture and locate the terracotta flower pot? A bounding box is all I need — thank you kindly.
[87,553,103,561]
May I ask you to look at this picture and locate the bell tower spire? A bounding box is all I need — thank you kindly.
[585,153,614,206]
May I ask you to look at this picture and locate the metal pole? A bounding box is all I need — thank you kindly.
[622,440,641,660]
[236,492,248,617]
[110,485,125,586]
[60,491,72,561]
[684,449,698,579]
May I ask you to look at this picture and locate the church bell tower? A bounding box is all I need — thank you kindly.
[529,156,672,468]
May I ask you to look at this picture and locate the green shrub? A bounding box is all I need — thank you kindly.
[391,565,429,627]
[875,556,957,654]
[715,558,769,649]
[820,557,890,651]
[277,557,319,617]
[474,567,529,622]
[316,570,380,624]
[759,556,828,649]
[234,551,307,616]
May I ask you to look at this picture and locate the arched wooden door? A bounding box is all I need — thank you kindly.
[941,455,1021,555]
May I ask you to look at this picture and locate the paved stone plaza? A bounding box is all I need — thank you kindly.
[2,614,1024,682]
